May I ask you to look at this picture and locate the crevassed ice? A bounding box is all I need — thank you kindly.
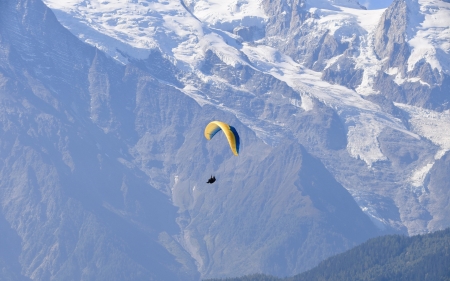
[396,103,450,156]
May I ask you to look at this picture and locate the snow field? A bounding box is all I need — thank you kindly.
[407,0,450,74]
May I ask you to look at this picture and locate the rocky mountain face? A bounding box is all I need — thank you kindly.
[260,0,450,111]
[0,0,198,280]
[1,0,450,280]
[372,0,450,111]
[259,0,364,79]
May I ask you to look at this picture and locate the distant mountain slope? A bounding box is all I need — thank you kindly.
[0,0,199,280]
[0,0,384,280]
[205,228,450,281]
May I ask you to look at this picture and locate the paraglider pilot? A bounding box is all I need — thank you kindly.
[207,175,216,184]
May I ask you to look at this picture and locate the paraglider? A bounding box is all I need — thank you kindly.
[204,121,240,156]
[204,121,240,183]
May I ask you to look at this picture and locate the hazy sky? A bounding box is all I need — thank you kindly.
[362,0,393,9]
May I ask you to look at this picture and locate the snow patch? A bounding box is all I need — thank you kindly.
[199,33,247,67]
[407,0,450,74]
[300,93,314,111]
[180,84,211,106]
[435,149,448,160]
[241,43,302,74]
[361,206,389,230]
[410,162,434,188]
[346,112,387,166]
[183,0,267,29]
[392,74,431,87]
[385,67,399,75]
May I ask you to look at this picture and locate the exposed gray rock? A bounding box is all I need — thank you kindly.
[426,151,450,231]
[292,102,347,151]
[373,0,409,70]
[0,214,32,281]
[233,26,265,42]
[378,127,437,170]
[128,49,183,88]
[374,69,450,111]
[307,32,351,71]
[262,0,310,39]
[322,56,363,89]
[363,94,409,126]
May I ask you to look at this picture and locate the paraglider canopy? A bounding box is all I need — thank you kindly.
[204,121,240,156]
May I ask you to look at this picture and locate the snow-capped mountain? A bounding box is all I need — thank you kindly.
[1,0,450,279]
[372,0,450,110]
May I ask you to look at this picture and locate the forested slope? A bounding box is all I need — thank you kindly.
[206,228,450,281]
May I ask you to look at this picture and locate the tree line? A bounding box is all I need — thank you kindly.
[205,228,450,281]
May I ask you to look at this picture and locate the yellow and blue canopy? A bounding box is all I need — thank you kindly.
[204,121,240,156]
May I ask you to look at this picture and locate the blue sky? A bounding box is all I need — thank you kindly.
[362,0,393,9]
